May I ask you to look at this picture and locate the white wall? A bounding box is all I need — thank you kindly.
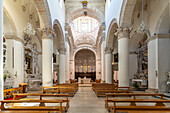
[148,39,158,90]
[157,36,170,93]
[14,41,24,87]
[105,0,123,37]
[129,54,137,80]
[47,0,65,32]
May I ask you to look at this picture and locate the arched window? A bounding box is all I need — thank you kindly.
[71,16,99,33]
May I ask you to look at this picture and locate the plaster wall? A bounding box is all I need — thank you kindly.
[129,54,137,80]
[148,39,158,90]
[105,0,123,37]
[157,36,170,93]
[14,41,24,87]
[47,0,65,33]
[6,40,15,75]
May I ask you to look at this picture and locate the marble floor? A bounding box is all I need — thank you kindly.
[67,86,108,113]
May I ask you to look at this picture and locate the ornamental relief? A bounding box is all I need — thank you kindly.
[74,36,95,46]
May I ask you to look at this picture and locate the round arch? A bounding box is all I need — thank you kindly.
[74,47,97,60]
[106,18,118,48]
[3,7,17,35]
[53,19,65,48]
[155,3,170,34]
[119,0,137,27]
[67,8,104,24]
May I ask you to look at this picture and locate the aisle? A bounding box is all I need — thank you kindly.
[68,86,107,113]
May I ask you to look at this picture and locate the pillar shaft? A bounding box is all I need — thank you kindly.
[0,0,3,100]
[101,41,106,82]
[117,28,130,87]
[65,42,69,83]
[105,47,113,83]
[41,28,55,87]
[59,48,66,84]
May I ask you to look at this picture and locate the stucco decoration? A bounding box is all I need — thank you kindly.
[75,35,95,47]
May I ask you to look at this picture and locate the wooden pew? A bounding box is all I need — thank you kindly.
[13,93,70,112]
[110,99,170,113]
[0,100,64,113]
[4,87,24,100]
[92,83,130,97]
[105,93,166,112]
[43,83,78,96]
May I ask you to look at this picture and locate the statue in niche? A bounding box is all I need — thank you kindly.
[35,65,39,75]
[24,61,28,71]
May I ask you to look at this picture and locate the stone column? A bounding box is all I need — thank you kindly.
[41,28,55,87]
[105,47,113,83]
[101,40,106,83]
[116,28,130,87]
[58,48,66,84]
[65,42,70,83]
[0,0,3,100]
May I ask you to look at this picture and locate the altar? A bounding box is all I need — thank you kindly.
[78,77,91,84]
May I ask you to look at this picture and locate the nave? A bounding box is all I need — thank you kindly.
[67,86,107,113]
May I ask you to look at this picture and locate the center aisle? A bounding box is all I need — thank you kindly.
[68,86,107,113]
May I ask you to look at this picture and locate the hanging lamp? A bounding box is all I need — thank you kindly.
[23,0,35,37]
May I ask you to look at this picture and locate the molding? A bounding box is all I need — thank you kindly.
[129,51,137,54]
[115,27,132,40]
[58,48,66,55]
[41,28,55,40]
[5,34,24,44]
[105,47,113,54]
[147,34,170,43]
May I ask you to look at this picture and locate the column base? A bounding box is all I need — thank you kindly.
[101,81,105,83]
[145,88,158,93]
[65,81,69,83]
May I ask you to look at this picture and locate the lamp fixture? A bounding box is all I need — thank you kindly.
[23,0,35,37]
[82,1,88,8]
[137,0,146,34]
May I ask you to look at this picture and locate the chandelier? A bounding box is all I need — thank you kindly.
[23,0,35,36]
[137,0,146,34]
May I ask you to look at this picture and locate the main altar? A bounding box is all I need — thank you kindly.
[78,77,91,84]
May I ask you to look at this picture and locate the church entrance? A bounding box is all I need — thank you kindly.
[75,49,96,83]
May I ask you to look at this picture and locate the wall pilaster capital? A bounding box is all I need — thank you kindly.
[58,48,66,55]
[105,47,113,54]
[115,27,131,40]
[41,28,56,40]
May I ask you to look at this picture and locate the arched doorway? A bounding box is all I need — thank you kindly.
[75,49,96,83]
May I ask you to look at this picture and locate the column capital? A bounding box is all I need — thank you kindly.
[41,28,56,40]
[115,27,132,40]
[105,47,113,54]
[58,48,66,55]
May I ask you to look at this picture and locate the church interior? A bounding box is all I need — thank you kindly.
[1,0,170,113]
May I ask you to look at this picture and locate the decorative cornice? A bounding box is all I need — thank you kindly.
[41,28,56,40]
[115,27,132,40]
[5,34,24,44]
[105,47,113,54]
[58,48,66,55]
[147,34,170,43]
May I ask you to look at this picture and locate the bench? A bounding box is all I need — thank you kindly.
[43,84,78,97]
[93,84,130,97]
[110,99,170,113]
[0,100,64,113]
[13,93,70,112]
[4,87,24,100]
[105,93,166,112]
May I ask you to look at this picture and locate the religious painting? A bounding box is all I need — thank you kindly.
[25,55,32,74]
